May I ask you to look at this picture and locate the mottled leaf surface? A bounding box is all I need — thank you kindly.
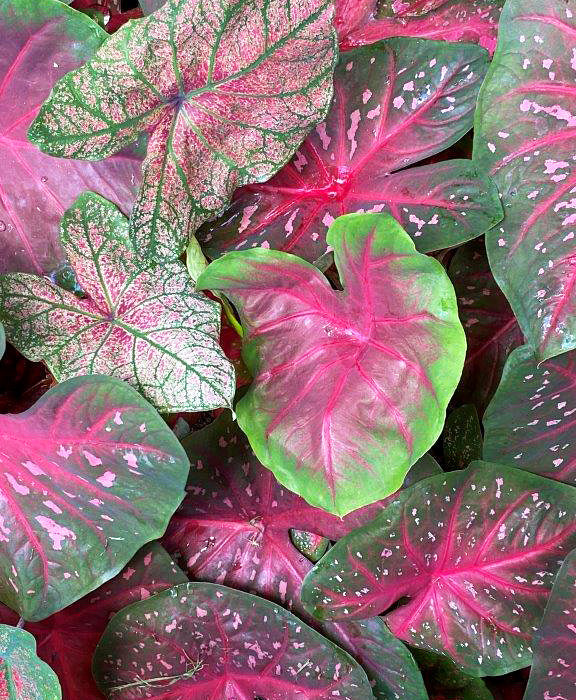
[336,0,504,53]
[0,625,61,700]
[93,582,373,699]
[301,462,576,675]
[443,404,483,470]
[200,39,498,261]
[0,375,189,621]
[29,0,337,263]
[0,193,235,412]
[0,0,141,276]
[484,345,576,485]
[524,548,576,700]
[197,212,465,515]
[164,409,433,700]
[474,0,576,360]
[449,239,523,415]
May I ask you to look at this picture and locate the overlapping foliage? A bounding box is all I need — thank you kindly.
[0,0,575,698]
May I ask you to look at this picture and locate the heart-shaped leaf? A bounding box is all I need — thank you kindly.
[93,582,373,699]
[523,548,576,700]
[197,212,466,515]
[0,193,235,412]
[448,239,523,415]
[200,39,499,262]
[0,625,61,699]
[336,0,504,53]
[0,375,189,621]
[25,543,186,700]
[29,0,337,263]
[484,345,576,485]
[164,408,434,700]
[474,0,576,361]
[301,462,576,675]
[0,0,141,276]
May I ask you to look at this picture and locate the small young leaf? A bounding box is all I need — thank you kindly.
[200,39,499,261]
[29,0,337,262]
[197,212,466,515]
[92,582,374,699]
[484,346,576,485]
[0,193,235,412]
[443,404,483,470]
[164,408,434,700]
[336,0,504,53]
[448,239,523,415]
[0,375,189,621]
[0,625,61,700]
[301,462,576,675]
[474,0,576,360]
[523,548,576,700]
[0,0,141,276]
[290,529,330,562]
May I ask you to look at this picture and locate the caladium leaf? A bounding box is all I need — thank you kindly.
[474,0,576,361]
[411,648,493,700]
[92,582,373,699]
[0,625,61,699]
[164,408,434,700]
[0,193,235,412]
[200,39,499,262]
[484,345,576,485]
[196,212,466,515]
[0,375,189,621]
[290,530,330,563]
[25,543,186,700]
[0,0,141,276]
[523,548,576,700]
[301,462,576,675]
[336,1,504,53]
[442,404,483,470]
[448,239,523,415]
[28,0,337,263]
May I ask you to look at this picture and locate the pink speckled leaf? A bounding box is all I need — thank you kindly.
[0,375,189,621]
[301,462,576,675]
[484,345,576,485]
[523,547,576,700]
[28,0,337,264]
[336,0,504,53]
[93,583,373,699]
[26,543,186,700]
[474,0,576,360]
[200,39,499,261]
[164,409,435,699]
[0,0,141,276]
[197,212,466,516]
[449,238,523,415]
[0,193,235,412]
[0,625,61,700]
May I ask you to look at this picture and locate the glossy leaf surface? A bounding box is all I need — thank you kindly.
[336,0,504,53]
[164,409,434,700]
[197,212,465,515]
[302,462,576,675]
[449,238,523,415]
[474,0,576,360]
[93,582,373,699]
[0,0,141,276]
[29,0,337,263]
[0,625,61,699]
[0,375,189,621]
[524,548,576,700]
[484,345,576,485]
[200,39,498,261]
[0,193,235,412]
